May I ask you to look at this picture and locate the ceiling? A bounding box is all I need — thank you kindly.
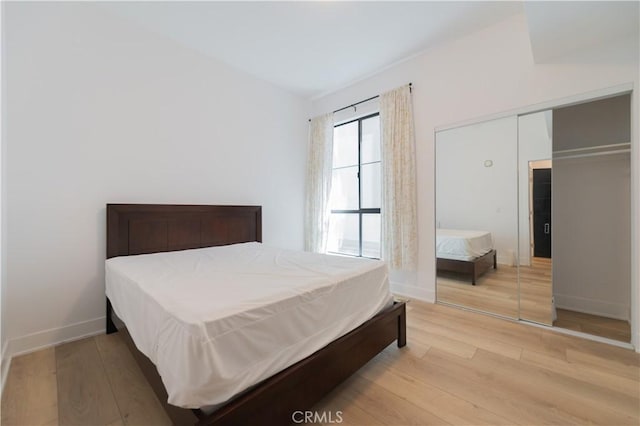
[102,1,639,99]
[524,1,639,64]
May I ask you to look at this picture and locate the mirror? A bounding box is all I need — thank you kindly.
[517,111,553,325]
[435,116,519,319]
[435,93,631,342]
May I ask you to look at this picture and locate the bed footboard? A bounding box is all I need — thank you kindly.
[107,299,407,426]
[437,249,497,285]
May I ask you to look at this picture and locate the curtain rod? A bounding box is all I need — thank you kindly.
[308,82,412,122]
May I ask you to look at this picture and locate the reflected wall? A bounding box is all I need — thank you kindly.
[435,116,519,319]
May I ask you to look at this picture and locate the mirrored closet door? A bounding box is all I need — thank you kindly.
[435,116,519,319]
[435,92,631,343]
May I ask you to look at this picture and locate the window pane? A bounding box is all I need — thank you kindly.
[361,116,380,164]
[327,213,359,256]
[360,162,381,208]
[333,122,358,168]
[330,166,359,210]
[362,214,381,258]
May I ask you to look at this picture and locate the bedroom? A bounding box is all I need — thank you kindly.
[1,1,639,425]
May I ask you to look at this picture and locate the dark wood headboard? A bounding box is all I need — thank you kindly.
[106,204,262,259]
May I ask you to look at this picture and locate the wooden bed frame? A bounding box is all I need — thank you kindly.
[437,249,497,285]
[105,204,406,426]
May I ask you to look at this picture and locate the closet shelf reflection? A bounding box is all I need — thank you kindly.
[553,142,630,160]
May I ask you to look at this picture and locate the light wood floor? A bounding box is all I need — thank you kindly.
[436,258,553,323]
[436,263,520,319]
[519,257,553,325]
[555,308,632,343]
[437,258,631,341]
[2,301,639,425]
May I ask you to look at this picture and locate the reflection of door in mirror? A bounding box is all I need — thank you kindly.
[532,167,551,259]
[435,116,519,319]
[518,112,553,325]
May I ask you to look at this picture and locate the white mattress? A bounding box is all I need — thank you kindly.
[436,229,494,261]
[105,242,392,409]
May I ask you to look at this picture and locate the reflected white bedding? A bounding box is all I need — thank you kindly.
[436,229,494,261]
[105,242,392,408]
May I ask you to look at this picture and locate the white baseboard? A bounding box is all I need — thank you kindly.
[6,316,105,360]
[554,293,629,321]
[1,341,10,396]
[391,281,435,303]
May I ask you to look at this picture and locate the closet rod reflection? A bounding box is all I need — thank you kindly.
[553,142,630,156]
[554,149,630,161]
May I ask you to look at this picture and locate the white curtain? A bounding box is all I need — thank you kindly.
[380,85,418,270]
[304,113,334,253]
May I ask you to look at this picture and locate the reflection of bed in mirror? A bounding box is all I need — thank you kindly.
[436,229,497,285]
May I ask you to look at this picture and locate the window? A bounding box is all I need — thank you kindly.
[327,113,381,258]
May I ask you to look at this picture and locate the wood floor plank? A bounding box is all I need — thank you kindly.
[56,338,121,426]
[356,352,445,402]
[313,376,384,426]
[421,303,569,359]
[565,347,640,380]
[358,350,513,425]
[339,375,450,425]
[437,264,520,319]
[408,311,523,360]
[521,348,640,396]
[566,338,639,366]
[471,349,638,424]
[426,392,514,426]
[3,301,638,426]
[555,309,631,342]
[379,345,583,425]
[1,348,58,426]
[373,349,520,424]
[437,259,631,342]
[394,338,430,358]
[94,333,172,426]
[407,323,477,359]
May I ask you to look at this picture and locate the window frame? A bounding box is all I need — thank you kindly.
[328,112,381,259]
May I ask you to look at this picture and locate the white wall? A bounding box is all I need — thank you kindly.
[310,12,639,348]
[553,153,631,321]
[3,3,309,357]
[436,116,518,265]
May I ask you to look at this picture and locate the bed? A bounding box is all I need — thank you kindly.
[436,229,497,285]
[105,204,406,426]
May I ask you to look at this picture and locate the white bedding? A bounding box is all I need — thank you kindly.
[436,229,494,261]
[105,242,392,408]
